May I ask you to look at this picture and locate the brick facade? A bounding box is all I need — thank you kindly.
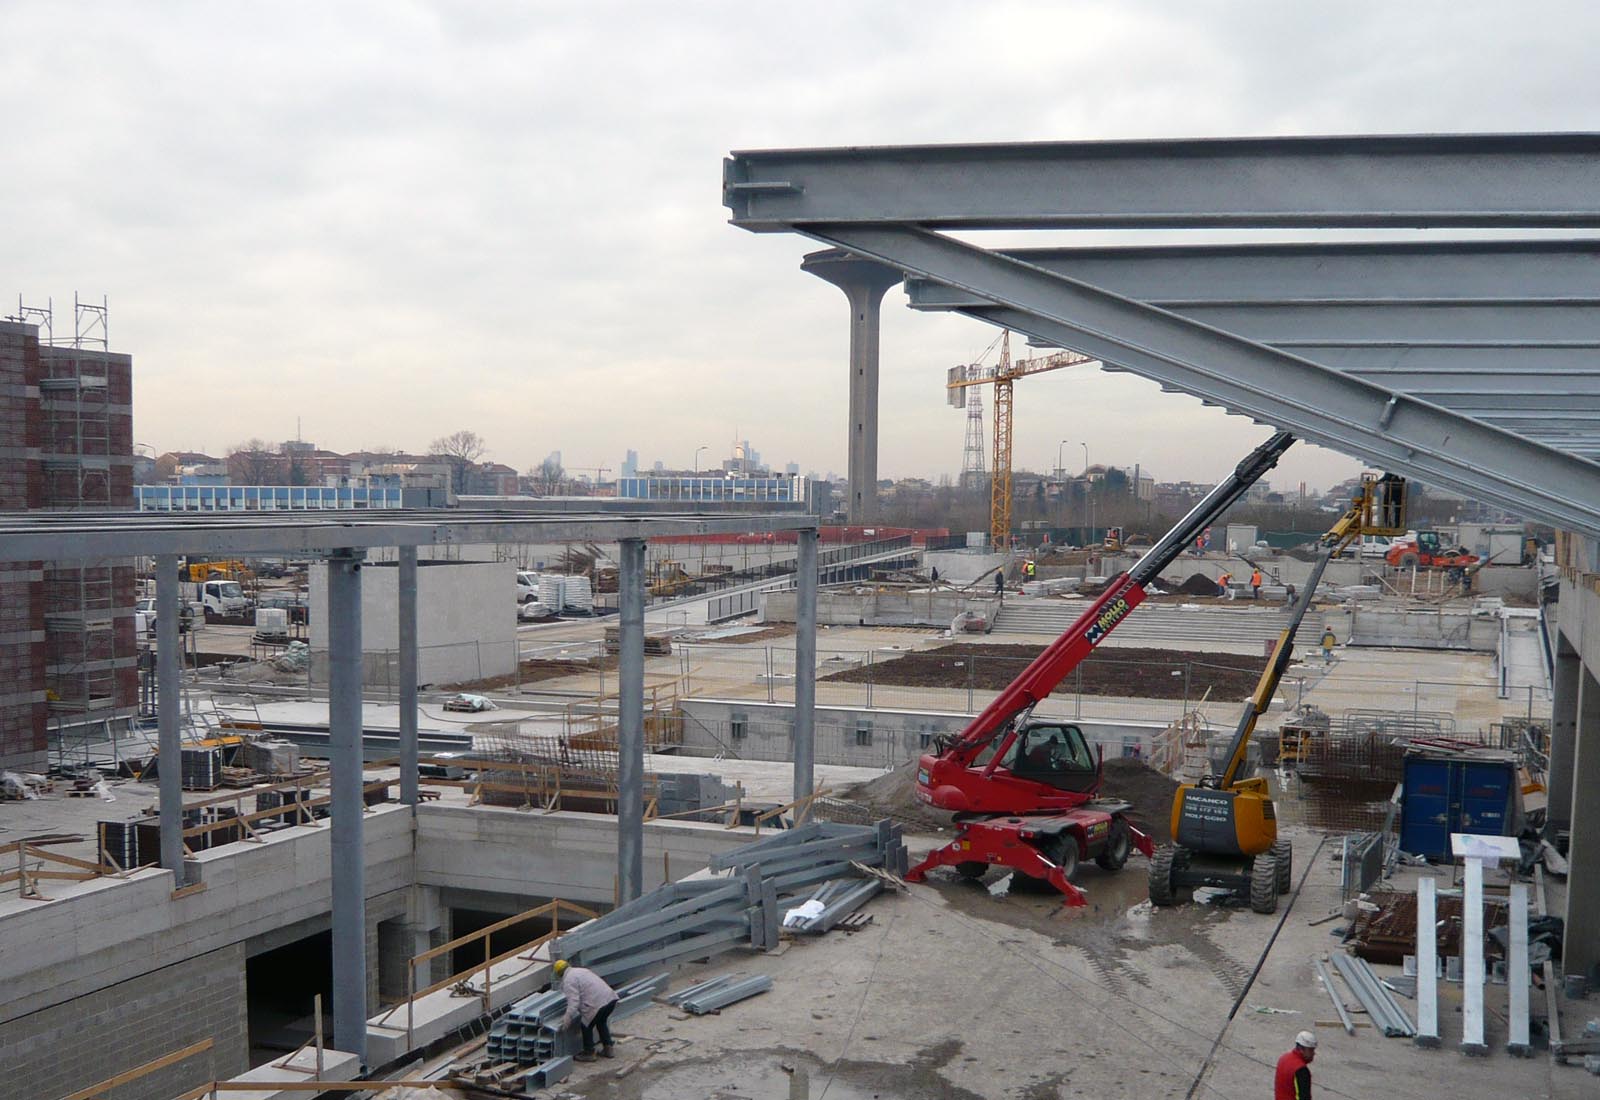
[0,322,136,771]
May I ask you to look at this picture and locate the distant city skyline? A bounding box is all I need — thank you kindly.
[8,5,1589,497]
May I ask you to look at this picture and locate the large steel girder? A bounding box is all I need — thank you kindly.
[793,224,1600,535]
[724,134,1600,230]
[914,240,1600,304]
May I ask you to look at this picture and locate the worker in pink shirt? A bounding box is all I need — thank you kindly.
[554,959,619,1061]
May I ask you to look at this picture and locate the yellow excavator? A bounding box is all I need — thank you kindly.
[1149,473,1407,913]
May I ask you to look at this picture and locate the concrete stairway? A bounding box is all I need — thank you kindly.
[991,599,1316,648]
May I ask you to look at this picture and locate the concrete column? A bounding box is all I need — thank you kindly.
[397,546,419,807]
[801,248,902,524]
[1548,633,1579,833]
[617,537,646,902]
[793,529,818,805]
[154,554,183,879]
[1563,663,1600,981]
[326,549,368,1063]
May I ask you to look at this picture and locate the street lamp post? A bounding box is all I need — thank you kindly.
[693,445,708,476]
[1081,442,1092,541]
[1057,439,1069,535]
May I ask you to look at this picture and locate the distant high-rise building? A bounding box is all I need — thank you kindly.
[785,462,799,476]
[621,449,639,478]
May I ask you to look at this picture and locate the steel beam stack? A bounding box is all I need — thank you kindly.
[551,822,905,986]
[666,973,775,1015]
[1330,951,1416,1038]
[485,973,668,1067]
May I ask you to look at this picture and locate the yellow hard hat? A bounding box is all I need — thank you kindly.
[553,959,569,977]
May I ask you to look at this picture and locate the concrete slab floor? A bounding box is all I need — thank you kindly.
[493,829,1591,1100]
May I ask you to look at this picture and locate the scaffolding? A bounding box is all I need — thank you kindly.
[44,564,137,770]
[39,366,112,507]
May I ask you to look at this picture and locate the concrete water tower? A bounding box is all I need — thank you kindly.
[801,248,902,524]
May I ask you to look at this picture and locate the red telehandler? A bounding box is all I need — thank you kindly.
[905,431,1297,905]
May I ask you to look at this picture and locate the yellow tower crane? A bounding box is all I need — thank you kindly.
[946,332,1095,548]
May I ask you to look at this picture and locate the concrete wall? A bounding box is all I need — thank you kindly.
[678,698,1169,769]
[1330,605,1499,651]
[0,805,415,1100]
[415,804,753,906]
[310,558,516,685]
[922,549,1008,584]
[764,588,999,628]
[0,943,249,1100]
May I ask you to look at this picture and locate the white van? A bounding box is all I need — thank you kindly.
[516,572,538,603]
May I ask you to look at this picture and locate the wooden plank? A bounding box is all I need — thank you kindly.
[58,1038,214,1100]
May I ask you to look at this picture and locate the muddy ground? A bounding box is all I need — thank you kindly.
[820,642,1265,700]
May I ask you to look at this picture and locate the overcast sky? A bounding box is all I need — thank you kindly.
[5,2,1597,493]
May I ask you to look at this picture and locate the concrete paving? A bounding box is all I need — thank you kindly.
[502,829,1592,1100]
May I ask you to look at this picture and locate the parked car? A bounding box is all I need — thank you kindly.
[516,571,538,603]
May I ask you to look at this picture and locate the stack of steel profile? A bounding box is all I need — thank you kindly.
[1330,951,1416,1038]
[780,877,884,935]
[663,973,774,1015]
[707,820,910,888]
[551,820,904,988]
[485,973,668,1067]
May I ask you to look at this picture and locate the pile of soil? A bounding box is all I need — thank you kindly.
[820,643,1265,701]
[1100,756,1180,844]
[1177,572,1225,595]
[835,760,952,833]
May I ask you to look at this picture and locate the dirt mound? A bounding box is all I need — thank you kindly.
[835,760,952,832]
[1177,572,1224,595]
[1100,757,1180,844]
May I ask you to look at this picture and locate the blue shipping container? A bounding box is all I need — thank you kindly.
[1399,752,1517,862]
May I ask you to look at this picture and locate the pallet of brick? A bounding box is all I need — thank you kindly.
[180,746,224,790]
[97,820,145,870]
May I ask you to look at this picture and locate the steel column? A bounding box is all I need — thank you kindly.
[1415,875,1440,1047]
[725,134,1600,230]
[1508,882,1531,1056]
[793,528,818,805]
[326,549,368,1063]
[398,546,419,807]
[617,538,646,902]
[154,554,184,879]
[1461,854,1487,1055]
[1548,635,1580,832]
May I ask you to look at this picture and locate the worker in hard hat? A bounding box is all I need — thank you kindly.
[1320,627,1337,665]
[1274,1030,1316,1100]
[553,958,619,1061]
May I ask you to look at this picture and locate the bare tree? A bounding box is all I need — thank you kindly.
[429,430,488,493]
[227,438,284,484]
[530,457,565,495]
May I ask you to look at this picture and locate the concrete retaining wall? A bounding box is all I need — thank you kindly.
[414,804,753,906]
[1332,605,1498,651]
[763,588,999,628]
[0,806,414,1100]
[0,943,249,1100]
[678,698,1169,768]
